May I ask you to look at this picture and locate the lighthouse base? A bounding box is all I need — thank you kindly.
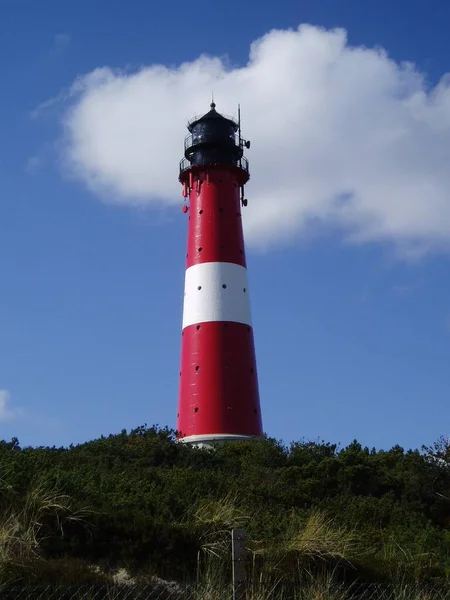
[178,433,259,449]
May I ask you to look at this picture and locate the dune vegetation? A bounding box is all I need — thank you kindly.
[0,427,449,599]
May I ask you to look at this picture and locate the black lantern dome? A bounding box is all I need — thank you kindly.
[180,103,249,176]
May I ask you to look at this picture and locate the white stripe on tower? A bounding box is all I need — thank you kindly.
[182,261,252,329]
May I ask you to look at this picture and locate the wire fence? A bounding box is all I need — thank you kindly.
[0,584,190,600]
[1,529,449,600]
[0,583,449,600]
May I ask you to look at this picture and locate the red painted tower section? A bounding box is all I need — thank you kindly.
[177,103,263,445]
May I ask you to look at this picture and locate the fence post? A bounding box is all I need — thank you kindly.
[232,528,246,600]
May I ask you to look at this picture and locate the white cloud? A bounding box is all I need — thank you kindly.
[0,390,21,422]
[59,24,450,256]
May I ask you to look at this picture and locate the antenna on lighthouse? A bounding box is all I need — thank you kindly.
[238,103,241,144]
[237,103,245,206]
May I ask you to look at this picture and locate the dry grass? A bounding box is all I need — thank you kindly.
[196,569,449,600]
[193,493,249,570]
[372,536,437,583]
[189,503,446,596]
[193,493,249,531]
[282,510,363,563]
[249,509,366,582]
[247,510,442,586]
[0,474,94,583]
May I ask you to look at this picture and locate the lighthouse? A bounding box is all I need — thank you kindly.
[177,102,263,445]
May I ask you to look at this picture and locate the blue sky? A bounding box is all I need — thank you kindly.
[1,0,450,451]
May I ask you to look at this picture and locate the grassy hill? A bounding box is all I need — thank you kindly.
[0,426,449,595]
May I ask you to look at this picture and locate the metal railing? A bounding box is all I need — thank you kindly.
[239,156,249,174]
[179,157,190,173]
[179,155,249,176]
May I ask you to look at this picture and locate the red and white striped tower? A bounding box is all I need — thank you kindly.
[177,102,263,445]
